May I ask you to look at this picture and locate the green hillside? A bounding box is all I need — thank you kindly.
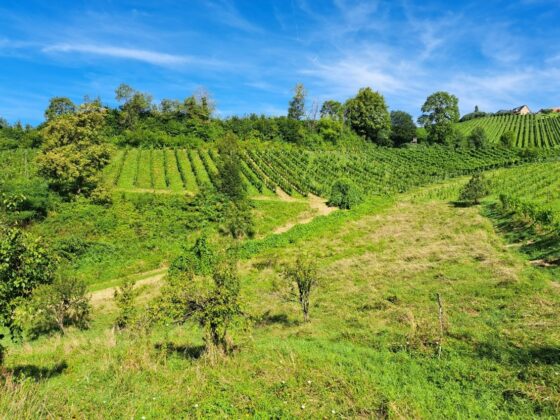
[456,113,560,147]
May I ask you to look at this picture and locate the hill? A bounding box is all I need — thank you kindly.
[456,113,560,147]
[1,143,560,417]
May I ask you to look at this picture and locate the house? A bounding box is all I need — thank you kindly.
[511,105,532,115]
[496,105,532,116]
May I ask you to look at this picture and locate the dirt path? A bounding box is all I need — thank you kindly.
[89,190,336,306]
[273,192,337,234]
[90,269,167,307]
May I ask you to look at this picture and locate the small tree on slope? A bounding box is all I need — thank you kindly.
[459,173,490,205]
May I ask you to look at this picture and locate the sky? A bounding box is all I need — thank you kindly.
[0,0,559,125]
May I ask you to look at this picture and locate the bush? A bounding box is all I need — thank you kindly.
[328,178,363,209]
[0,178,51,225]
[114,280,138,330]
[459,173,490,205]
[15,277,90,338]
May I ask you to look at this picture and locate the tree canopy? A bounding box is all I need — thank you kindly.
[36,103,112,197]
[344,87,391,145]
[390,111,417,146]
[418,91,460,144]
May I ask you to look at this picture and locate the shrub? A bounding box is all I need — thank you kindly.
[159,249,243,359]
[15,277,90,338]
[500,131,516,148]
[283,256,318,322]
[328,178,363,209]
[114,280,138,330]
[459,173,490,205]
[0,227,55,363]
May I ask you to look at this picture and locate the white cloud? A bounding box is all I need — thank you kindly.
[42,43,202,67]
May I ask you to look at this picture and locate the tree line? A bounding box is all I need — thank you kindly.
[0,83,502,150]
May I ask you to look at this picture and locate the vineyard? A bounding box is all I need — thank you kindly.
[456,113,560,148]
[103,144,558,198]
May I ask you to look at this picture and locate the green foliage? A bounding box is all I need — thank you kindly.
[36,103,112,198]
[160,249,242,357]
[45,97,76,121]
[0,178,50,225]
[320,100,343,120]
[390,111,417,146]
[459,173,490,205]
[468,127,488,149]
[15,276,90,338]
[418,91,460,144]
[328,178,363,209]
[0,227,55,351]
[287,83,306,121]
[217,134,246,201]
[115,84,153,130]
[114,280,138,330]
[500,131,516,148]
[344,87,391,145]
[283,256,318,322]
[170,236,216,277]
[222,201,255,239]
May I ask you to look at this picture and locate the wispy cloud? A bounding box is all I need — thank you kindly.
[205,0,263,33]
[42,43,223,68]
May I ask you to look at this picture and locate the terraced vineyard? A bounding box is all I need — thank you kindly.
[456,113,560,147]
[105,145,559,198]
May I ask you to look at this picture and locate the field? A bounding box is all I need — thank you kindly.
[2,187,560,417]
[456,113,560,147]
[103,144,559,198]
[2,144,560,417]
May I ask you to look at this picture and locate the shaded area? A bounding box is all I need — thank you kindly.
[255,310,300,327]
[7,361,68,382]
[483,204,560,270]
[476,342,560,366]
[155,342,205,360]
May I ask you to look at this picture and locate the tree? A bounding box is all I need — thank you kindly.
[115,83,153,129]
[44,97,76,121]
[418,91,460,144]
[288,83,306,121]
[328,178,363,209]
[159,249,242,359]
[344,87,391,145]
[320,100,343,120]
[217,133,246,202]
[390,111,417,146]
[500,131,515,148]
[36,103,112,198]
[283,256,318,322]
[459,173,490,205]
[0,227,55,364]
[16,277,90,337]
[468,127,488,149]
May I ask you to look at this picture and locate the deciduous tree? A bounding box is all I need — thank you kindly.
[418,91,460,144]
[344,87,391,145]
[36,103,112,198]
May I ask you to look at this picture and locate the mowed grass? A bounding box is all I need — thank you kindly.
[2,194,559,417]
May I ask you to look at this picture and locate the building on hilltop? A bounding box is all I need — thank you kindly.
[496,105,532,115]
[511,105,532,115]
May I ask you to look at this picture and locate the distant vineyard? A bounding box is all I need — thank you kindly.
[456,114,560,148]
[104,145,558,198]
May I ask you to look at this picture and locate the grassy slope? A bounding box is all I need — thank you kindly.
[25,192,316,287]
[2,194,559,417]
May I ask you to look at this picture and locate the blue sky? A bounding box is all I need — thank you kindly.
[1,0,559,124]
